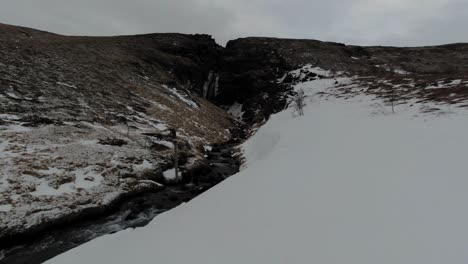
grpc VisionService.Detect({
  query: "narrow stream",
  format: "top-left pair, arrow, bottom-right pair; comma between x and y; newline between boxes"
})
0,143 -> 240,264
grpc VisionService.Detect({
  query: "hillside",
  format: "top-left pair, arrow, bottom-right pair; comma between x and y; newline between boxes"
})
0,23 -> 234,246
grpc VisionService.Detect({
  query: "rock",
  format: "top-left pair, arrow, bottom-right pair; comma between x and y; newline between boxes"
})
150,143 -> 171,151
98,137 -> 127,147
21,170 -> 41,177
49,174 -> 75,189
19,115 -> 54,127
217,39 -> 292,125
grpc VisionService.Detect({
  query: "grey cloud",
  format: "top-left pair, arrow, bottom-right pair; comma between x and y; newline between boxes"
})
1,0 -> 467,46
0,0 -> 235,42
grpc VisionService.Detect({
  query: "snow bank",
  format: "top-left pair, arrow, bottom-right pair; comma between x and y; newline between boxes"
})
162,169 -> 177,181
47,71 -> 468,264
426,79 -> 466,89
227,102 -> 244,120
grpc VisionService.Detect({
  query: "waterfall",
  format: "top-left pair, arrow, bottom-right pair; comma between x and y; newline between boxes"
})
202,71 -> 220,99
202,71 -> 213,98
214,74 -> 220,97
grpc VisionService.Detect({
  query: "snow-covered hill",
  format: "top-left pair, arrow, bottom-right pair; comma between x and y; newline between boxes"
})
46,68 -> 468,263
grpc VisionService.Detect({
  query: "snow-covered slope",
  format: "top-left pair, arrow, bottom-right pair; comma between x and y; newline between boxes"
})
47,69 -> 468,264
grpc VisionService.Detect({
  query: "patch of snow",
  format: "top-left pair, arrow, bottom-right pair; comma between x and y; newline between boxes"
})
56,82 -> 77,89
152,101 -> 171,111
6,92 -> 20,99
37,167 -> 65,175
293,75 -> 352,96
162,169 -> 177,181
394,69 -> 409,75
133,160 -> 154,172
0,140 -> 9,155
203,145 -> 213,152
277,74 -> 287,83
138,180 -> 163,187
10,194 -> 21,201
151,122 -> 168,131
31,179 -> 74,196
30,166 -> 105,196
290,64 -> 332,79
0,204 -> 12,212
0,114 -> 19,120
4,125 -> 31,132
163,85 -> 199,108
450,79 -> 463,85
152,139 -> 174,149
79,139 -> 99,145
74,166 -> 104,188
427,79 -> 464,89
227,102 -> 244,119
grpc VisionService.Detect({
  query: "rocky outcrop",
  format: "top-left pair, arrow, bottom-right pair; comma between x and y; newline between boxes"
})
215,38 -> 293,125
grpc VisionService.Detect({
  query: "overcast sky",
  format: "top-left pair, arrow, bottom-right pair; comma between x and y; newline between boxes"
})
1,0 -> 467,46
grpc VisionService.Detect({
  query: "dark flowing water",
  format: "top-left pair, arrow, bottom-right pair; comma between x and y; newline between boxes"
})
0,144 -> 240,264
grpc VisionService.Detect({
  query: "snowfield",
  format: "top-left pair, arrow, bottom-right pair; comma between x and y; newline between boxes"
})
47,69 -> 468,264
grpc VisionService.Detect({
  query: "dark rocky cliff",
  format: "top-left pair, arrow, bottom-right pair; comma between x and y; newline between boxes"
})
214,38 -> 292,125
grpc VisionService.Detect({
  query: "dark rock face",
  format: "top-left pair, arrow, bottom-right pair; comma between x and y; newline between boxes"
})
216,38 -> 293,125
139,33 -> 223,94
